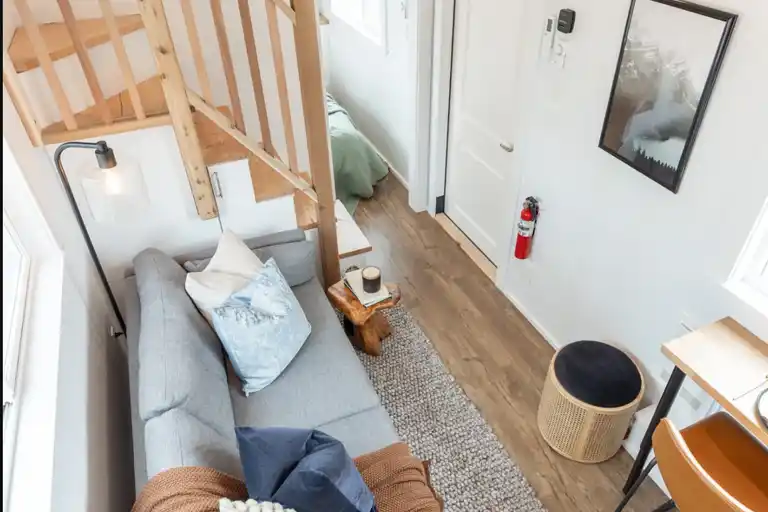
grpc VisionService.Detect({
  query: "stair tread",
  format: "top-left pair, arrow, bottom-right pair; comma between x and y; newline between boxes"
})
249,156 -> 317,229
9,14 -> 145,73
194,110 -> 251,166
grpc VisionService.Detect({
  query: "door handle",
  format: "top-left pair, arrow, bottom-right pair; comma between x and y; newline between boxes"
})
500,142 -> 515,153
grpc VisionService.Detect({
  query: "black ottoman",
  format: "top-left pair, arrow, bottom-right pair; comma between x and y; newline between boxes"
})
537,340 -> 644,463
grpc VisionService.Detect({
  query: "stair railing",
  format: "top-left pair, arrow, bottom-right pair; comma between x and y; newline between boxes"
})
4,0 -> 166,145
139,0 -> 341,284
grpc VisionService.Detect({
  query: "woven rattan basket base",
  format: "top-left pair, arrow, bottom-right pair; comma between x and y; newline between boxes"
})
537,352 -> 642,463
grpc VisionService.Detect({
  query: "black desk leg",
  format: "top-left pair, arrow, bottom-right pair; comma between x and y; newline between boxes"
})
622,366 -> 685,494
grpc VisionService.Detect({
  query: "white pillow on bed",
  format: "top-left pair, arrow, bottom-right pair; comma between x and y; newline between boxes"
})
185,230 -> 264,321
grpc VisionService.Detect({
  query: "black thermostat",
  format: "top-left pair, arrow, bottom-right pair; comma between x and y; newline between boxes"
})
558,8 -> 576,34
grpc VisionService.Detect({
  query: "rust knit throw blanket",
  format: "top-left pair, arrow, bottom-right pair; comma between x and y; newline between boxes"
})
132,467 -> 248,512
132,443 -> 440,512
354,443 -> 443,512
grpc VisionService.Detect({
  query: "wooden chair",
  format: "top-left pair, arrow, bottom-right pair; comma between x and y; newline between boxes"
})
616,412 -> 768,511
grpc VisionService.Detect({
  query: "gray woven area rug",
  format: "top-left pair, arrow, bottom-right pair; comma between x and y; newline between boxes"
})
354,305 -> 546,511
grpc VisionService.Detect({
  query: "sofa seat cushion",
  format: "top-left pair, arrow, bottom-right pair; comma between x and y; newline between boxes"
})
144,408 -> 243,481
230,278 -> 381,430
315,406 -> 400,458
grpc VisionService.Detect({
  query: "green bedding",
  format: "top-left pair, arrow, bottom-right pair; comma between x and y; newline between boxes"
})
327,94 -> 389,213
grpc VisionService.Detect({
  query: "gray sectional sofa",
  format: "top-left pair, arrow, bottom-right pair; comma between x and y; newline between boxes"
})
124,229 -> 398,493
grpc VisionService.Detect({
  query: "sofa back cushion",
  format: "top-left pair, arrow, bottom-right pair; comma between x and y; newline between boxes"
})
133,248 -> 233,425
181,231 -> 316,288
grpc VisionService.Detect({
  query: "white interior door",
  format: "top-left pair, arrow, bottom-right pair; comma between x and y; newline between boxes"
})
444,0 -> 525,265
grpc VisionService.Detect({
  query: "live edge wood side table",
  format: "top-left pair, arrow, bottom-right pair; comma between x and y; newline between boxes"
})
327,281 -> 401,356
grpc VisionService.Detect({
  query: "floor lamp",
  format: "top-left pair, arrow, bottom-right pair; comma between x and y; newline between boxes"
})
53,140 -> 126,334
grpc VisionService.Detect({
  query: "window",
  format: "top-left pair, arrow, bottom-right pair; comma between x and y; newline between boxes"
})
331,0 -> 386,46
727,200 -> 768,316
2,215 -> 29,426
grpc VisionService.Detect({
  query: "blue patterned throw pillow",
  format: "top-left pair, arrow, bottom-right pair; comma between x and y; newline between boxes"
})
211,258 -> 311,395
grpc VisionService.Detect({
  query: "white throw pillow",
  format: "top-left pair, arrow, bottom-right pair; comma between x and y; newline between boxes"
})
220,498 -> 296,512
185,230 -> 264,321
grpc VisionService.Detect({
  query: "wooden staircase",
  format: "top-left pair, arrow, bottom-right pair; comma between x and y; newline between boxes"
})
5,14 -> 318,228
4,0 -> 348,284
8,14 -> 144,73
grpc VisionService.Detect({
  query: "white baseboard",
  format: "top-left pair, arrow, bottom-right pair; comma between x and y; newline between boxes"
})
502,289 -> 562,351
356,132 -> 409,190
388,166 -> 409,190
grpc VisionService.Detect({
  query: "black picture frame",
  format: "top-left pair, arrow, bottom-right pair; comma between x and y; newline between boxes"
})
598,0 -> 737,193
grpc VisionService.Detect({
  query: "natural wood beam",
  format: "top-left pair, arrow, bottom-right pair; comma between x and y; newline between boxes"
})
272,0 -> 297,24
266,0 -> 299,173
181,0 -> 214,104
293,0 -> 341,285
139,0 -> 218,220
210,0 -> 245,132
238,0 -> 274,155
14,0 -> 78,130
188,90 -> 318,203
57,0 -> 112,125
99,0 -> 146,119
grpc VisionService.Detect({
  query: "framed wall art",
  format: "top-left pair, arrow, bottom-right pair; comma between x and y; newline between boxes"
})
599,0 -> 737,193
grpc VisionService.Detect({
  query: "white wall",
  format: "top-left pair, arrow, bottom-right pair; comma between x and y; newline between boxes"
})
3,91 -> 135,511
323,0 -> 413,181
498,0 -> 768,418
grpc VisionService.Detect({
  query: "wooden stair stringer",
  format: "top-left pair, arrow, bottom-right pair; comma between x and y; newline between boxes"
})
8,14 -> 146,73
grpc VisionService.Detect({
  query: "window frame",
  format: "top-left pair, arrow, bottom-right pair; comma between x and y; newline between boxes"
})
3,211 -> 31,425
330,0 -> 388,50
2,135 -> 66,512
726,200 -> 768,317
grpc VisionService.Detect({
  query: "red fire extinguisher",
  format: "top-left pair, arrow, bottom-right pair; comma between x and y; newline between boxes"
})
514,197 -> 539,260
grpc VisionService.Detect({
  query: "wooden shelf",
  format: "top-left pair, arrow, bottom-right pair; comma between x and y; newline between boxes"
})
8,14 -> 145,73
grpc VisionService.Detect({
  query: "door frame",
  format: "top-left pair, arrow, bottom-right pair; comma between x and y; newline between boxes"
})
407,0 -> 453,215
410,0 -> 528,287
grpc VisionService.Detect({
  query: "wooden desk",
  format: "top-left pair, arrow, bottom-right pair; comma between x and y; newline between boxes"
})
623,317 -> 768,493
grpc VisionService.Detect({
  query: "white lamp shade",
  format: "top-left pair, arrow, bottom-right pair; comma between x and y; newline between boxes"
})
81,161 -> 149,223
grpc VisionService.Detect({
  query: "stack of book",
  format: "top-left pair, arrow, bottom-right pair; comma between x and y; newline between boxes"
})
343,269 -> 391,307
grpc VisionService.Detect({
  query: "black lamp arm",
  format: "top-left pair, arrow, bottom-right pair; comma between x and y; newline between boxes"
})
53,141 -> 126,335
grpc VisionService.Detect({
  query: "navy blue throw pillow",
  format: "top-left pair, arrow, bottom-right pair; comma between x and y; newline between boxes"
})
236,427 -> 375,512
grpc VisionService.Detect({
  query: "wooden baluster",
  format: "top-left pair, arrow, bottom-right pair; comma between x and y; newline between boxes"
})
138,0 -> 217,220
3,53 -> 44,146
99,0 -> 146,119
266,0 -> 299,173
57,0 -> 112,125
293,0 -> 340,285
210,0 -> 245,132
14,0 -> 78,130
181,0 -> 214,105
272,0 -> 297,24
238,0 -> 274,155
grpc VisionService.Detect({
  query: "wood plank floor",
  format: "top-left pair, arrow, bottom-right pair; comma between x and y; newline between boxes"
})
354,177 -> 667,512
